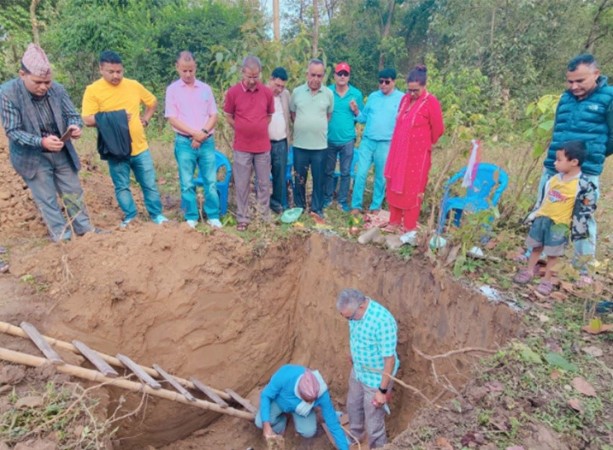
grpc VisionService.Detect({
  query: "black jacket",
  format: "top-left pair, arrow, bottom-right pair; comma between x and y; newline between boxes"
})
95,110 -> 131,161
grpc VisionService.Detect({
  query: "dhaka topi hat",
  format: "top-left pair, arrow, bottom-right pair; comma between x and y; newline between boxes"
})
22,44 -> 51,77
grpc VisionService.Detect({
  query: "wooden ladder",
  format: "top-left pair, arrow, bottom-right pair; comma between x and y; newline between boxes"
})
0,321 -> 257,420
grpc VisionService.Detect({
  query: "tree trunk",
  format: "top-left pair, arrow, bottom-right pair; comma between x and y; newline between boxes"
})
312,0 -> 319,58
378,0 -> 396,69
30,0 -> 41,44
273,0 -> 280,41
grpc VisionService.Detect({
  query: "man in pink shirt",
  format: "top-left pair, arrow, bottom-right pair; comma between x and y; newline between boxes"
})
223,55 -> 274,231
165,51 -> 221,228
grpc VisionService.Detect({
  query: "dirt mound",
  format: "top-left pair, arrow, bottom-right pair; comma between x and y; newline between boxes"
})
4,225 -> 521,449
0,131 -> 45,239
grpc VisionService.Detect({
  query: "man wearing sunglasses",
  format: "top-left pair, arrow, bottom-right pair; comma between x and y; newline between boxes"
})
324,62 -> 364,212
336,288 -> 399,448
350,68 -> 403,215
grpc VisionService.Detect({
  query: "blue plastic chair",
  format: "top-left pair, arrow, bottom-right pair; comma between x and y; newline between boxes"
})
193,150 -> 232,216
438,163 -> 509,231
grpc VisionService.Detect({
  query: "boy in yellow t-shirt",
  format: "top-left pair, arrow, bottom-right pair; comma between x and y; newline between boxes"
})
514,141 -> 587,295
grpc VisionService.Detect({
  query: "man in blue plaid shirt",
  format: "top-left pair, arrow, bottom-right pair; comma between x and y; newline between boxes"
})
337,288 -> 399,448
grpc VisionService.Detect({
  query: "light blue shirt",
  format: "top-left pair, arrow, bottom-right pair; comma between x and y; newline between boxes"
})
349,299 -> 399,388
356,89 -> 404,141
327,83 -> 364,144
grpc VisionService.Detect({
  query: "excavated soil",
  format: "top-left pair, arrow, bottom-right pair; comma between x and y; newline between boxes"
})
1,226 -> 521,449
0,131 -> 521,449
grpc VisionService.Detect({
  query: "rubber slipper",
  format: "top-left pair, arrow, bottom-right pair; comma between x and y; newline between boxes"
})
513,268 -> 534,284
237,223 -> 248,232
536,280 -> 554,296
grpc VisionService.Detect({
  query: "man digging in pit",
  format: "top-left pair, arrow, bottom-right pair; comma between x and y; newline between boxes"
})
337,288 -> 399,448
255,364 -> 349,450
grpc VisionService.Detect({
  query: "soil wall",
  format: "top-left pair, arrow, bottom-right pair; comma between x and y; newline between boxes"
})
6,227 -> 521,448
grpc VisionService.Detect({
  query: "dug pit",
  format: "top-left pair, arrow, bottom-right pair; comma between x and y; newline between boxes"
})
5,226 -> 521,448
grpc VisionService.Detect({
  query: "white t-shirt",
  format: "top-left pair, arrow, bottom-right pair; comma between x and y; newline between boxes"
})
268,95 -> 287,141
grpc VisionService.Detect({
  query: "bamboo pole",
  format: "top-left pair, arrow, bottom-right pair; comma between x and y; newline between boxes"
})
0,347 -> 254,420
0,321 -> 231,400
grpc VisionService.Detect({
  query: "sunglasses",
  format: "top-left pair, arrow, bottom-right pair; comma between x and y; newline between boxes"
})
408,88 -> 421,93
378,79 -> 392,85
336,71 -> 349,77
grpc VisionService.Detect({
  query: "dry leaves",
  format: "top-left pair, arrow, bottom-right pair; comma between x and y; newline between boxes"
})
582,323 -> 613,335
568,398 -> 584,413
581,346 -> 603,357
435,436 -> 454,450
549,291 -> 568,302
571,377 -> 597,397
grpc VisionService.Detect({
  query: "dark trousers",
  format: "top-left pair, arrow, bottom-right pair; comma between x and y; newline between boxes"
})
324,140 -> 355,208
270,139 -> 288,213
293,147 -> 326,216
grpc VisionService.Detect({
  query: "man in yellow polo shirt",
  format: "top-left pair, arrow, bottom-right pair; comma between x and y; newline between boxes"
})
82,50 -> 168,227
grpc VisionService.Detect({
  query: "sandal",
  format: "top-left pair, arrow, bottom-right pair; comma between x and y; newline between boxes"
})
535,280 -> 554,296
380,222 -> 402,233
513,268 -> 534,284
237,223 -> 248,232
575,275 -> 593,288
309,212 -> 325,224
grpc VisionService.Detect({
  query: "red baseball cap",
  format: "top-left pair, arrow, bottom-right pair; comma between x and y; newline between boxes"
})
335,62 -> 351,74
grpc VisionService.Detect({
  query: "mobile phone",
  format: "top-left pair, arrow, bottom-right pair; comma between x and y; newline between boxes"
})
60,129 -> 72,142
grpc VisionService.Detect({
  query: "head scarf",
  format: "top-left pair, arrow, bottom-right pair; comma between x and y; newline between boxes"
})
297,370 -> 320,400
22,44 -> 51,77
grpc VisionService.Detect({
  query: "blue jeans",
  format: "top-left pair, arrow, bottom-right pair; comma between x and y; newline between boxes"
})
293,147 -> 326,215
536,168 -> 599,259
175,135 -> 220,221
23,150 -> 93,241
255,400 -> 317,438
270,139 -> 288,213
351,137 -> 390,211
324,140 -> 355,209
107,149 -> 163,221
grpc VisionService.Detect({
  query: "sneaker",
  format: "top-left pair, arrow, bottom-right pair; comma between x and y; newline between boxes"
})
186,220 -> 198,228
207,219 -> 222,228
120,218 -> 134,229
153,215 -> 169,225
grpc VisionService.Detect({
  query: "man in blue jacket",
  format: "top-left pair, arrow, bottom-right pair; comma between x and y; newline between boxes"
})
255,364 -> 348,450
540,54 -> 613,268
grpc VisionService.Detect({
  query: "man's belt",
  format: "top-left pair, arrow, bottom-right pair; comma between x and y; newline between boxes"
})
270,138 -> 287,143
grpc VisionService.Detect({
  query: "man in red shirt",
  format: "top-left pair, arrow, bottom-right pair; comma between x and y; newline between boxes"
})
224,56 -> 274,231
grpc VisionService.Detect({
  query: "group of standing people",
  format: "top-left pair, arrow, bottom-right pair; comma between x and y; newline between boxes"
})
0,43 -> 446,239
224,56 -> 445,233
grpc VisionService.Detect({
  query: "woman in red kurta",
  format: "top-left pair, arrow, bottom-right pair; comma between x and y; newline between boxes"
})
384,65 -> 444,232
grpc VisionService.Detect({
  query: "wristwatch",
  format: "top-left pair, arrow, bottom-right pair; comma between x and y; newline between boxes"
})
201,128 -> 210,135
378,387 -> 388,394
